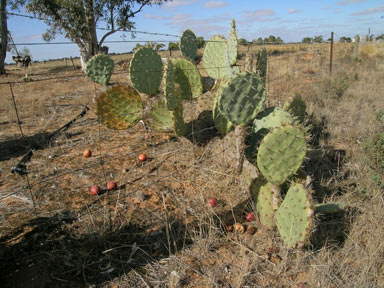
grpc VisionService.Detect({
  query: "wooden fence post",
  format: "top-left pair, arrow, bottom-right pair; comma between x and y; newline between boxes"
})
329,32 -> 334,75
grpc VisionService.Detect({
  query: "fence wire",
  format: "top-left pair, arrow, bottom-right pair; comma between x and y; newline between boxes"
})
0,45 -> 336,230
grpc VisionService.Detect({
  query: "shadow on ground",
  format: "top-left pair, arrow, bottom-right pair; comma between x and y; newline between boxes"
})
0,131 -> 82,161
0,196 -> 253,288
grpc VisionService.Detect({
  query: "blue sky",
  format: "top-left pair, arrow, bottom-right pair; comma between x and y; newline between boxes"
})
6,0 -> 384,62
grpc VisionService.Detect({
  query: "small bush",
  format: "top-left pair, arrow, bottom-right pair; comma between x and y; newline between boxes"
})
323,73 -> 349,99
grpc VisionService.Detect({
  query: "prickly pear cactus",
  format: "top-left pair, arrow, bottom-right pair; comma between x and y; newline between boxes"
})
256,48 -> 267,79
218,72 -> 266,126
251,179 -> 277,229
257,125 -> 307,186
276,183 -> 314,248
180,29 -> 198,61
85,54 -> 114,86
96,85 -> 143,130
163,60 -> 176,110
129,47 -> 163,96
148,99 -> 173,132
227,19 -> 238,66
203,35 -> 234,80
315,202 -> 347,214
172,58 -> 203,100
171,100 -> 187,136
213,93 -> 233,136
283,94 -> 306,123
253,107 -> 294,134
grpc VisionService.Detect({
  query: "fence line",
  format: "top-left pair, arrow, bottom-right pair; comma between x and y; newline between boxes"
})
0,46 -> 337,229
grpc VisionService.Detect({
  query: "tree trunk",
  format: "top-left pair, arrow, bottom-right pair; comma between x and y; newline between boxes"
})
0,0 -> 7,75
78,0 -> 98,71
79,42 -> 95,70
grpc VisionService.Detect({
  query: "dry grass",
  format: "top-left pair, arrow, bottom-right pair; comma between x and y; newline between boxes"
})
0,42 -> 383,287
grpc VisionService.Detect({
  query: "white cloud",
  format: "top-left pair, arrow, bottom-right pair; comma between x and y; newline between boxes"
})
144,14 -> 167,20
351,5 -> 384,15
243,9 -> 277,22
204,1 -> 228,9
338,0 -> 365,6
164,0 -> 200,10
164,13 -> 231,37
288,9 -> 302,14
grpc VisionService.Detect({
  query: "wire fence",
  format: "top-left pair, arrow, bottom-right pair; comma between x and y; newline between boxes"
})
0,28 -> 351,235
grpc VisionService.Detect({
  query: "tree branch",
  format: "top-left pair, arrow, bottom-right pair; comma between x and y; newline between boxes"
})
98,0 -> 152,47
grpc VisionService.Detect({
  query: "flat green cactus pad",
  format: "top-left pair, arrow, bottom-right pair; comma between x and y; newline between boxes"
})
171,100 -> 187,136
85,54 -> 114,86
180,29 -> 198,61
218,72 -> 266,126
203,35 -> 233,80
251,179 -> 276,229
96,85 -> 143,130
227,19 -> 238,66
257,125 -> 307,186
163,60 -> 176,110
148,99 -> 173,132
172,58 -> 203,100
256,48 -> 267,80
253,107 -> 294,134
276,183 -> 314,248
129,47 -> 163,95
213,92 -> 233,136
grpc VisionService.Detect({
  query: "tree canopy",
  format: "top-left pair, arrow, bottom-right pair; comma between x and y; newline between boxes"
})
25,0 -> 170,68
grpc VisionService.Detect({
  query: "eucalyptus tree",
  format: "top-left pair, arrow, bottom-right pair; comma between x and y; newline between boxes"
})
26,0 -> 170,69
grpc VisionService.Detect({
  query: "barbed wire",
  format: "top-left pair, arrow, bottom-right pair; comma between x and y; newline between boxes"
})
0,47 -> 332,228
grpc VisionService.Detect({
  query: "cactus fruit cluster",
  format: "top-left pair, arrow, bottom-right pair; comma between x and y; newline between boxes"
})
85,54 -> 114,86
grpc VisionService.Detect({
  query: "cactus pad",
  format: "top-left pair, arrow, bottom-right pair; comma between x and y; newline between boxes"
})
96,85 -> 143,130
172,58 -> 203,100
129,47 -> 163,95
163,60 -> 176,110
180,29 -> 198,61
276,183 -> 314,248
227,19 -> 238,66
218,72 -> 266,126
253,107 -> 294,134
257,125 -> 307,186
203,35 -> 233,80
85,54 -> 114,86
256,48 -> 267,79
148,99 -> 173,132
251,180 -> 277,229
171,100 -> 187,136
213,92 -> 232,136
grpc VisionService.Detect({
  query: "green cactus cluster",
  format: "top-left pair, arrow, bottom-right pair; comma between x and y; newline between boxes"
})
87,22 -> 346,249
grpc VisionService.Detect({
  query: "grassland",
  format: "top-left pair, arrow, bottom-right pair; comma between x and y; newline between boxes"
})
0,42 -> 383,287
